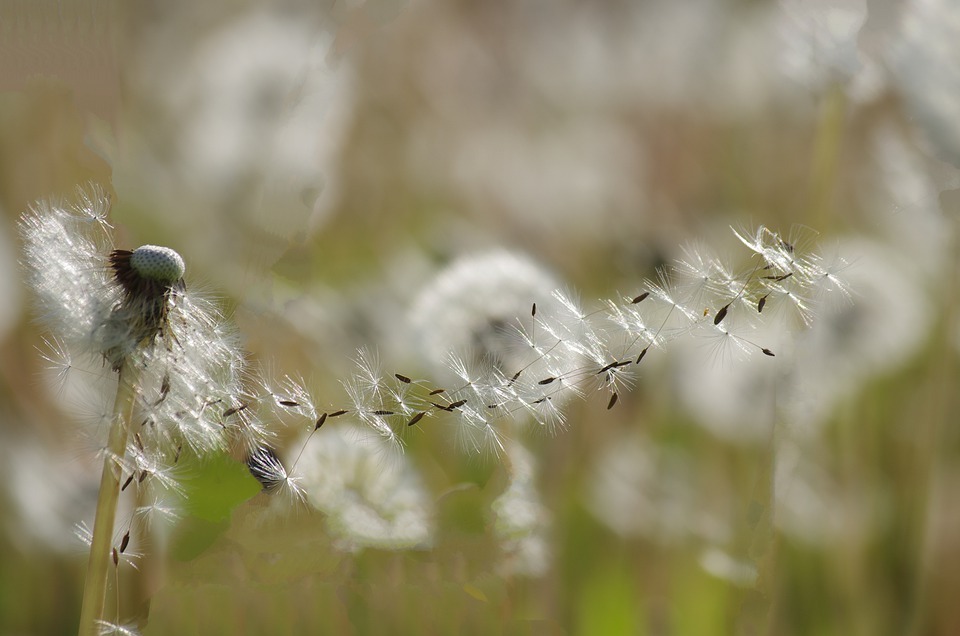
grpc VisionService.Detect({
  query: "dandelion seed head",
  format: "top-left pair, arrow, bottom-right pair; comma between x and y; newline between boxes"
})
21,184 -> 258,520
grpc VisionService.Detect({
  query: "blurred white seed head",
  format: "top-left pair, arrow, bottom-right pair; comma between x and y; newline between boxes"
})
408,250 -> 562,371
292,424 -> 433,552
492,441 -> 551,577
586,433 -> 730,544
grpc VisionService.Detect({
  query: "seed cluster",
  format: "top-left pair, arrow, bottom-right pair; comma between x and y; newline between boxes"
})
130,245 -> 186,282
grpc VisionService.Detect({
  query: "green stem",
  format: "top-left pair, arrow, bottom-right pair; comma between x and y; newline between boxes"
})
78,361 -> 139,636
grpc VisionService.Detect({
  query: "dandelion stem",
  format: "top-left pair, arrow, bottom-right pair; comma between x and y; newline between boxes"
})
78,361 -> 139,636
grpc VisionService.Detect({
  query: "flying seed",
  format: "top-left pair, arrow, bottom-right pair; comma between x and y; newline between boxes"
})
598,361 -> 619,374
636,346 -> 649,364
538,377 -> 556,385
174,443 -> 182,463
758,295 -> 768,313
714,304 -> 730,326
510,370 -> 522,383
372,410 -> 394,416
120,531 -> 130,554
407,412 -> 426,427
223,403 -> 248,417
315,413 -> 327,430
278,399 -> 299,407
121,473 -> 135,491
134,434 -> 144,451
428,388 -> 446,396
763,272 -> 793,282
631,292 -> 649,304
531,303 -> 537,317
395,373 -> 412,384
138,470 -> 149,484
113,548 -> 119,566
762,348 -> 775,357
607,393 -> 619,410
328,410 -> 348,417
448,399 -> 467,410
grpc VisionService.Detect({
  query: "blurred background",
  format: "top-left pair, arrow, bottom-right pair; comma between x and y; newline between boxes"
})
1,0 -> 959,634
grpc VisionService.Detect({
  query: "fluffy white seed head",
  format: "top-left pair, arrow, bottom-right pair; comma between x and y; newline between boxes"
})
130,245 -> 185,282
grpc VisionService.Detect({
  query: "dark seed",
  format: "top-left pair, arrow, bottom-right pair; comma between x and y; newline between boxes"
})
223,404 -> 248,417
408,412 -> 426,427
714,304 -> 729,326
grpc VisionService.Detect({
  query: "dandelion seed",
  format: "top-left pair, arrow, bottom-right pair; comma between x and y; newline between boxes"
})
246,446 -> 305,503
407,412 -> 426,427
222,403 -> 248,417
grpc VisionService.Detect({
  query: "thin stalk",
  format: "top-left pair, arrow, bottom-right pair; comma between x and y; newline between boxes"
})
78,361 -> 139,636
